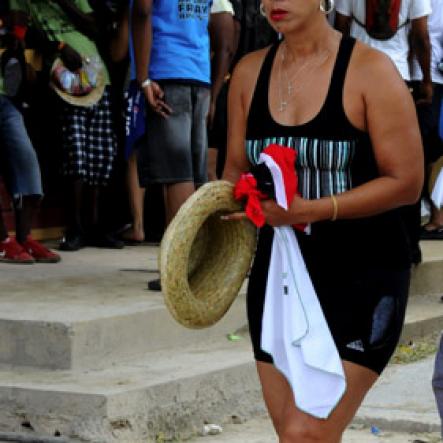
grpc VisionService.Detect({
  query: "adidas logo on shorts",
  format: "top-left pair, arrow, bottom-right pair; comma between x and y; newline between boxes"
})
346,340 -> 365,352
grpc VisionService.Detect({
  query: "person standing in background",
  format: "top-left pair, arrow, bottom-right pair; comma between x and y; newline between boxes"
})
10,0 -> 121,251
0,14 -> 60,263
412,0 -> 443,239
132,0 -> 212,291
335,0 -> 433,265
207,0 -> 237,181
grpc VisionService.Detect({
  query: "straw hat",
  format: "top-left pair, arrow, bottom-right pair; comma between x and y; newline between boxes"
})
160,180 -> 257,329
50,58 -> 105,107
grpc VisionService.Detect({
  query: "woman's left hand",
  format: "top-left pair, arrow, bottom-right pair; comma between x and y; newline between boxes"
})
262,195 -> 309,227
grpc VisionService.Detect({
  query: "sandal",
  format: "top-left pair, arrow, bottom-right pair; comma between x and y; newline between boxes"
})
420,224 -> 443,240
121,226 -> 145,245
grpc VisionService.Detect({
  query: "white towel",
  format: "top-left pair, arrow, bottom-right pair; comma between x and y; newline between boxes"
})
258,152 -> 346,419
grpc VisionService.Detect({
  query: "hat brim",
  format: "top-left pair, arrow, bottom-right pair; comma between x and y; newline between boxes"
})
50,58 -> 106,107
160,180 -> 257,329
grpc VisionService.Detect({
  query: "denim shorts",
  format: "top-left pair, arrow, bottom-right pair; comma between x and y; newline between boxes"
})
138,83 -> 210,185
0,95 -> 43,199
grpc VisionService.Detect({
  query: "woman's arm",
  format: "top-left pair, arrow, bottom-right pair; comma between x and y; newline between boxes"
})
132,0 -> 152,86
222,51 -> 265,184
110,6 -> 129,63
262,46 -> 424,227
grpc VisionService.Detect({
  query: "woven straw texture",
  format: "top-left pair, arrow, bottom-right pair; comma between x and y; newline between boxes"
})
160,180 -> 257,329
50,58 -> 106,108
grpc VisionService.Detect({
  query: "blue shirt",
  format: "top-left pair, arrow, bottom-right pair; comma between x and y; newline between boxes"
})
149,0 -> 211,84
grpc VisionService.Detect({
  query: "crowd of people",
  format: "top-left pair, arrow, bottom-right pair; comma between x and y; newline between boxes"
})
0,0 -> 276,271
0,0 -> 441,278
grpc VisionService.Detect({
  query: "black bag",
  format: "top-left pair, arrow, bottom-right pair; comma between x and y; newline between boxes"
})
353,0 -> 408,41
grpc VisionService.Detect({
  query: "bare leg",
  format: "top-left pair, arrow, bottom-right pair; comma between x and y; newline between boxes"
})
164,182 -> 195,225
14,195 -> 40,243
123,152 -> 146,241
207,147 -> 218,181
425,204 -> 443,229
257,360 -> 378,443
86,185 -> 100,230
67,179 -> 84,234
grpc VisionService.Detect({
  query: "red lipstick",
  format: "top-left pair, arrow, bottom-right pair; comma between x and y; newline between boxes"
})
270,9 -> 288,21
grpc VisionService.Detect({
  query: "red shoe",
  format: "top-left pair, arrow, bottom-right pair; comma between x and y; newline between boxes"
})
0,237 -> 35,264
21,236 -> 61,263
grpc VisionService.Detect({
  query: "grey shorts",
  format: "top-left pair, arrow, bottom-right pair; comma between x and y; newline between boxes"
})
138,83 -> 210,186
0,95 -> 43,199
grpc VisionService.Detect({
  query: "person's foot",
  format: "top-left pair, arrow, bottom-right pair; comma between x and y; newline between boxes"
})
0,237 -> 35,264
87,232 -> 125,249
147,278 -> 161,291
121,226 -> 145,245
59,230 -> 86,251
420,223 -> 443,240
21,236 -> 61,263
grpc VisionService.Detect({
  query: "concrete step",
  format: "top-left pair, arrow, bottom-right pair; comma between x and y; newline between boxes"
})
356,356 -> 440,434
410,241 -> 443,297
1,242 -> 443,371
0,337 -> 264,443
0,246 -> 247,371
0,320 -> 439,443
401,293 -> 443,343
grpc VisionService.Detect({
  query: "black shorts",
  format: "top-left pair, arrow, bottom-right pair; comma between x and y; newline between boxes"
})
247,226 -> 410,375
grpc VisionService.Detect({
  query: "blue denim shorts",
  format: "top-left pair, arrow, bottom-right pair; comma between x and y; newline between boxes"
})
0,95 -> 43,199
138,83 -> 210,185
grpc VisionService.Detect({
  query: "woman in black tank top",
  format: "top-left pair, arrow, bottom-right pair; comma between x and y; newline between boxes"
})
222,1 -> 423,441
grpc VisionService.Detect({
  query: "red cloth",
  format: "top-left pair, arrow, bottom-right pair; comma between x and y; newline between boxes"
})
234,173 -> 268,227
234,144 -> 305,231
12,25 -> 27,41
261,144 -> 298,207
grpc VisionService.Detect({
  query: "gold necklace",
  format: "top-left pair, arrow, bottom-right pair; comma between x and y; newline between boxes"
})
278,43 -> 331,113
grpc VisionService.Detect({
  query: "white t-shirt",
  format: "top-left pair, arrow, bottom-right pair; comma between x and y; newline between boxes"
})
335,0 -> 432,80
211,0 -> 234,14
412,0 -> 443,84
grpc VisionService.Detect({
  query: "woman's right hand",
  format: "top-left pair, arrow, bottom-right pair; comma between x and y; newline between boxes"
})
143,81 -> 172,118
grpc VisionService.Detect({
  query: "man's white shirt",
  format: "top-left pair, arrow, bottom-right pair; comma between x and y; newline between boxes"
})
412,0 -> 443,84
335,0 -> 433,81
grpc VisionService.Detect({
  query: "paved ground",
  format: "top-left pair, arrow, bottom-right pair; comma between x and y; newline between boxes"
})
191,416 -> 442,442
0,241 -> 442,442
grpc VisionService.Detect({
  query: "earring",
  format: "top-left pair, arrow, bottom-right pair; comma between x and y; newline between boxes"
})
260,2 -> 266,17
320,0 -> 334,14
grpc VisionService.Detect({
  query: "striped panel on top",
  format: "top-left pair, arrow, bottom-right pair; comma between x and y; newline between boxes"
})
245,137 -> 356,200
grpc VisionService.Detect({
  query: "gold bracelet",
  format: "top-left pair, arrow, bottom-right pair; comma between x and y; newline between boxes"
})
330,194 -> 338,222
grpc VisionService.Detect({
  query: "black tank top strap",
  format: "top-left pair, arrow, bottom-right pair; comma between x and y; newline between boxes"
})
320,37 -> 357,133
246,42 -> 281,134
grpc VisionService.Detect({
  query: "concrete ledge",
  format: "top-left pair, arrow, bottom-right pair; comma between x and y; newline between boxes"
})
401,294 -> 443,342
410,260 -> 443,297
0,340 -> 264,443
0,246 -> 247,370
355,357 -> 440,434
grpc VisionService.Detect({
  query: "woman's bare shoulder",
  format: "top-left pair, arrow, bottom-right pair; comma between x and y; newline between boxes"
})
350,40 -> 407,94
232,46 -> 272,84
